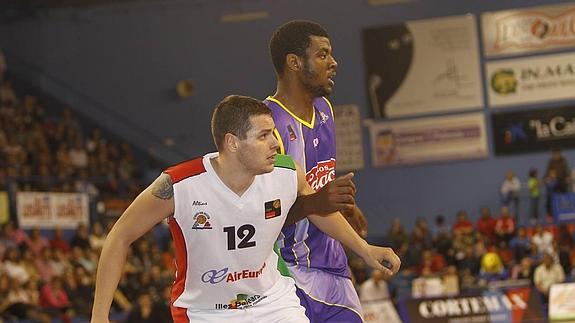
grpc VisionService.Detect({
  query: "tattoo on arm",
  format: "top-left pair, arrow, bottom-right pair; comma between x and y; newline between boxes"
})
151,173 -> 174,200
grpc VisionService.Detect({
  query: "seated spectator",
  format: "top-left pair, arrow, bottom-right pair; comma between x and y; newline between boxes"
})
509,227 -> 531,262
124,292 -> 170,323
387,217 -> 408,251
511,256 -> 534,282
39,277 -> 70,322
531,224 -> 554,256
453,210 -> 474,236
479,251 -> 506,283
26,228 -> 49,257
432,214 -> 451,255
442,265 -> 459,296
50,227 -> 71,254
495,206 -> 516,247
3,248 -> 30,284
89,222 -> 106,251
69,223 -> 90,250
477,207 -> 496,245
534,252 -> 565,302
360,269 -> 390,302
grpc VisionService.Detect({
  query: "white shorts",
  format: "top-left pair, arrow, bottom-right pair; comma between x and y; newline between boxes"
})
181,276 -> 309,323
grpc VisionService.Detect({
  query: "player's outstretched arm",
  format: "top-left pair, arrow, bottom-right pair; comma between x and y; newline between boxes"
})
293,165 -> 400,276
284,164 -> 356,227
91,173 -> 175,323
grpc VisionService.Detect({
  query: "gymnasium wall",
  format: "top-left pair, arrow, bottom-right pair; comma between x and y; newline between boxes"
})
1,0 -> 574,237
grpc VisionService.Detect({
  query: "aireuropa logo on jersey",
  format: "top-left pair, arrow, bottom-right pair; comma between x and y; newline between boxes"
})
201,262 -> 266,284
215,294 -> 267,310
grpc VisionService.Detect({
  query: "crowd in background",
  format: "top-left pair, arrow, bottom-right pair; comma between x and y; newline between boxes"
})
2,51 -> 575,322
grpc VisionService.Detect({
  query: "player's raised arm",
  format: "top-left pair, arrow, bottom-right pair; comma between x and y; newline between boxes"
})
284,163 -> 356,226
91,173 -> 175,323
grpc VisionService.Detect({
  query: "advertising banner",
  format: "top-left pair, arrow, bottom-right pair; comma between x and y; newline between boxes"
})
549,282 -> 575,321
401,287 -> 544,323
366,113 -> 488,167
363,14 -> 483,118
491,106 -> 575,155
486,52 -> 575,108
482,3 -> 575,57
16,192 -> 89,228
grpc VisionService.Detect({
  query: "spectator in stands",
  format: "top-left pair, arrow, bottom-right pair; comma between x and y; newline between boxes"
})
124,292 -> 170,323
495,206 -> 516,247
419,249 -> 446,275
387,217 -> 408,251
477,207 -> 496,245
27,228 -> 49,256
528,168 -> 541,223
501,170 -> 521,217
3,248 -> 30,284
69,247 -> 95,274
70,223 -> 90,250
34,248 -> 55,284
453,210 -> 473,234
479,251 -> 506,283
50,227 -> 71,254
48,249 -> 70,278
546,148 -> 571,193
456,245 -> 480,275
545,169 -> 559,216
511,256 -> 534,282
412,217 -> 432,250
442,265 -> 459,296
1,278 -> 51,323
89,222 -> 106,251
534,252 -> 565,302
509,227 -> 531,262
556,225 -> 574,275
69,136 -> 88,170
39,276 -> 70,321
359,269 -> 390,302
432,214 -> 451,256
531,224 -> 554,257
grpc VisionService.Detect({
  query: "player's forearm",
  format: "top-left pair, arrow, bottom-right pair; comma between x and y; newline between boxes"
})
284,194 -> 317,227
91,233 -> 131,321
308,212 -> 369,258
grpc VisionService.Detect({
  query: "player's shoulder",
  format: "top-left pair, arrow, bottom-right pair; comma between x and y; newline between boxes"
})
164,156 -> 206,184
274,154 -> 295,171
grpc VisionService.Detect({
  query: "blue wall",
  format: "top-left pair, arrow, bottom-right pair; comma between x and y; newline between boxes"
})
1,0 -> 574,237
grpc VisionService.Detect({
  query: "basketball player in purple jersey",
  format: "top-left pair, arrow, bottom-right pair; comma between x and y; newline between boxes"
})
266,21 -> 400,322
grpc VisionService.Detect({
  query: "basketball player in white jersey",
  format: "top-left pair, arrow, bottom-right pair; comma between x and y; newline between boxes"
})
91,95 -> 400,323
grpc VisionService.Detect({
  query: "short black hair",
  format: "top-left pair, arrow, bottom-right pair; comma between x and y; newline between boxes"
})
211,95 -> 272,150
269,20 -> 329,75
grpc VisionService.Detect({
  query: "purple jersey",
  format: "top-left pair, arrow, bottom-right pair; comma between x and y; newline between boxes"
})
264,96 -> 350,278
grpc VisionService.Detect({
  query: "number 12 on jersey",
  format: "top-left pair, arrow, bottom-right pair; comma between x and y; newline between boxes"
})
223,224 -> 256,250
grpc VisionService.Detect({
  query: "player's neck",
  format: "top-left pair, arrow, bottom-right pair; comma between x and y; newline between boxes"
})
210,155 -> 255,197
273,82 -> 315,123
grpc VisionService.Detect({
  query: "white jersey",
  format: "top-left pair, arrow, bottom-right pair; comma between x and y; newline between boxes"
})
164,152 -> 298,312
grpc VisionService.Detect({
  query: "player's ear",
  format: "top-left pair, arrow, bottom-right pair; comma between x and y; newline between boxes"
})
224,133 -> 240,153
286,54 -> 301,72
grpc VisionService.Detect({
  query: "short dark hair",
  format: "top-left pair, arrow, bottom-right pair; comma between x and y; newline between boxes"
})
269,20 -> 329,75
211,95 -> 272,150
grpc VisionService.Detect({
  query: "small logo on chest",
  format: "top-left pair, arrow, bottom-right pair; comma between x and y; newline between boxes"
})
264,199 -> 281,219
192,212 -> 212,230
193,200 -> 207,206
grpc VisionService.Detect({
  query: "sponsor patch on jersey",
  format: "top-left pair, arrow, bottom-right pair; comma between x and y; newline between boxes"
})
306,159 -> 336,191
201,262 -> 266,285
192,211 -> 212,230
287,124 -> 297,141
264,199 -> 281,219
215,294 -> 267,310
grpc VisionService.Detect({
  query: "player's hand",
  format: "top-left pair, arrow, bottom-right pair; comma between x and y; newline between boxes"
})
314,172 -> 356,214
341,206 -> 368,238
360,245 -> 401,277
